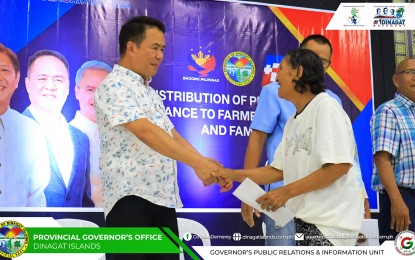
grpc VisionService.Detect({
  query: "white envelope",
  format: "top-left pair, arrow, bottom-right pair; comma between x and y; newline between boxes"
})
233,178 -> 295,227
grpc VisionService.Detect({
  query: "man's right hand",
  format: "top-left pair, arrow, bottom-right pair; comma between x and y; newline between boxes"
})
391,198 -> 411,232
241,202 -> 261,228
192,157 -> 218,186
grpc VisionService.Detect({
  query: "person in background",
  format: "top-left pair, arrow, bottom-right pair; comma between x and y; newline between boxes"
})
0,43 -> 50,207
23,49 -> 94,207
70,60 -> 112,208
371,57 -> 415,242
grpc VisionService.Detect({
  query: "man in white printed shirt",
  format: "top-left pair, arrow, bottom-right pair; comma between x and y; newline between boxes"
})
94,16 -> 230,260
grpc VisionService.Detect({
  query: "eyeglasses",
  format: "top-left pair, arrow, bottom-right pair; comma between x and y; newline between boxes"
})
397,69 -> 415,76
321,58 -> 331,68
304,49 -> 331,68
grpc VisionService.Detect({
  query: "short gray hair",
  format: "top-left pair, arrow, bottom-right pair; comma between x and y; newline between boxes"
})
75,60 -> 112,86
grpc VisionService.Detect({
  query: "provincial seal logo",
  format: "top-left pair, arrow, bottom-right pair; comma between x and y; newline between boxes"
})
223,51 -> 255,86
0,220 -> 29,258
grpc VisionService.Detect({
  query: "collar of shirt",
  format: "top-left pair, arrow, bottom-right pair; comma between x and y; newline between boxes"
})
0,107 -> 11,130
72,111 -> 98,133
395,91 -> 415,109
29,106 -> 74,187
114,64 -> 152,87
28,105 -> 68,130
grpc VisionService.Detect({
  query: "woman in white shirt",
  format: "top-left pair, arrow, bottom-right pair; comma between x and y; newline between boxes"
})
215,49 -> 364,246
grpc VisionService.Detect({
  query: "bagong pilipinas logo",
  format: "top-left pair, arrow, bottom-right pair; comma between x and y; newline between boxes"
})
0,220 -> 29,258
188,49 -> 216,77
347,7 -> 361,25
223,51 -> 255,86
395,230 -> 415,256
373,6 -> 405,27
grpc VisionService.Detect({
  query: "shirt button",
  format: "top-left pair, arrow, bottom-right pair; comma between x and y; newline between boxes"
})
0,190 -> 2,195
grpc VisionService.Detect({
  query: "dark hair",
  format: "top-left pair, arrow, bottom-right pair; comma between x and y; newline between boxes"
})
119,16 -> 165,56
286,49 -> 325,95
300,34 -> 333,55
0,43 -> 20,75
28,49 -> 69,77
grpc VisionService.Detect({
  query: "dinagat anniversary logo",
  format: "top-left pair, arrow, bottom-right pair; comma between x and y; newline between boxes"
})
223,51 -> 255,86
0,220 -> 29,258
373,6 -> 405,27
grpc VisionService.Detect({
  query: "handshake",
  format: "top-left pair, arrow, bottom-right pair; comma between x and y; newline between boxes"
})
192,157 -> 235,192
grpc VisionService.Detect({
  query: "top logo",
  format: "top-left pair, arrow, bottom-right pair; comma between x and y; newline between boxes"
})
326,3 -> 414,30
374,7 -> 404,18
373,6 -> 405,27
348,7 -> 361,25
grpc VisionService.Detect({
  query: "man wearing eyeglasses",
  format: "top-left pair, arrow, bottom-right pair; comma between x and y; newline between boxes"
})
70,60 -> 112,208
371,58 -> 415,241
23,50 -> 94,208
242,34 -> 348,246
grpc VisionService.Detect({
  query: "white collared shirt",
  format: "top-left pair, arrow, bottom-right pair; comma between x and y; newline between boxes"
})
0,107 -> 50,207
29,106 -> 74,187
70,111 -> 102,207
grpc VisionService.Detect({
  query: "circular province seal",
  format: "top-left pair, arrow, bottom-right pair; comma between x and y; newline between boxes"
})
223,51 -> 255,86
0,220 -> 29,258
395,230 -> 415,256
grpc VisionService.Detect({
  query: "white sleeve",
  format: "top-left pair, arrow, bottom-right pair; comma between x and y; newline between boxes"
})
315,100 -> 354,166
